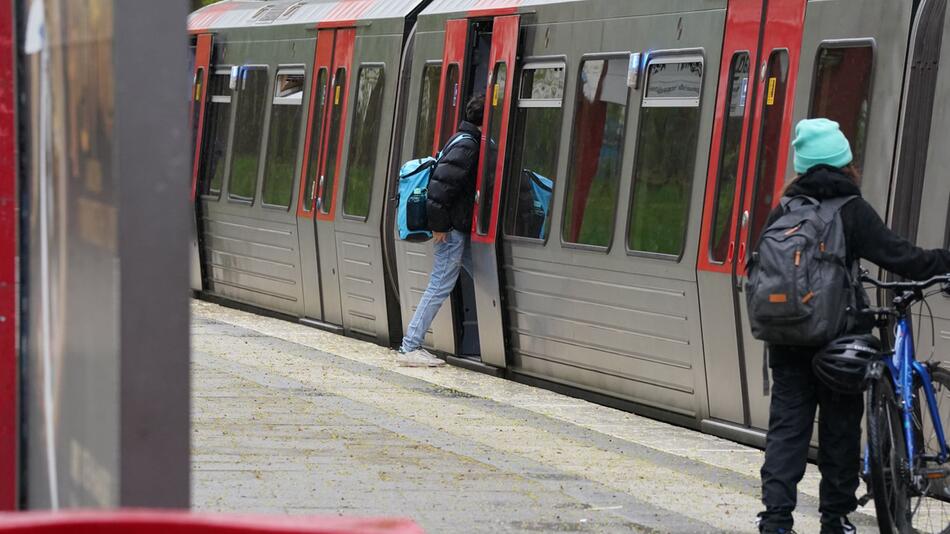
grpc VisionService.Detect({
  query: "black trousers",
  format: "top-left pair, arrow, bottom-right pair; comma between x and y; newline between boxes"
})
759,356 -> 864,530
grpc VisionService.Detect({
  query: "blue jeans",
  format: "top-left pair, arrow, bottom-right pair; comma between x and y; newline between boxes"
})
401,230 -> 472,352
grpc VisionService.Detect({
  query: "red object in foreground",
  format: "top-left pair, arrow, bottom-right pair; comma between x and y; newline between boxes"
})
0,512 -> 426,534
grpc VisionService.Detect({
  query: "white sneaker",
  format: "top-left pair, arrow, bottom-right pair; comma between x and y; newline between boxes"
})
396,348 -> 445,367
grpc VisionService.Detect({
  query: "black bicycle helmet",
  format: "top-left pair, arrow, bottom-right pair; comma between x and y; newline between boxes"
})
813,335 -> 882,394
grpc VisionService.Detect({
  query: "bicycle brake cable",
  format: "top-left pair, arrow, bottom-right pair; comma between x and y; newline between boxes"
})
919,290 -> 940,361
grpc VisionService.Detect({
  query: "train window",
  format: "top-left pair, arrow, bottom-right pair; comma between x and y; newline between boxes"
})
476,63 -> 508,235
710,53 -> 750,262
228,67 -> 269,202
192,67 -> 204,167
343,65 -> 385,219
319,67 -> 347,214
199,71 -> 233,196
439,64 -> 461,147
810,43 -> 874,171
748,50 -> 790,249
628,58 -> 704,257
505,64 -> 565,240
262,70 -> 305,208
561,57 -> 629,248
413,63 -> 442,158
302,68 -> 329,212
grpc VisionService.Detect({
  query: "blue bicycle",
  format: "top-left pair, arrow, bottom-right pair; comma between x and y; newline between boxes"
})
863,274 -> 950,533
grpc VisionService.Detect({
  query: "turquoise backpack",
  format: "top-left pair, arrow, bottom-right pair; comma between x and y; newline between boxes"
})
397,134 -> 475,242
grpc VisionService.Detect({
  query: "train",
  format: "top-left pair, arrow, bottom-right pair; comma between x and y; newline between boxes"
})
187,0 -> 950,448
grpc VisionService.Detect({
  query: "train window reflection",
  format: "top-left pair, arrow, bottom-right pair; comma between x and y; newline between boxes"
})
262,70 -> 305,208
748,50 -> 790,250
562,57 -> 629,248
628,58 -> 704,257
644,60 -> 703,104
477,63 -> 507,235
506,64 -> 565,240
343,66 -> 385,219
200,71 -> 233,197
710,53 -> 750,262
303,68 -> 329,212
228,67 -> 269,201
439,64 -> 461,147
810,43 -> 874,172
413,63 -> 442,158
319,67 -> 347,214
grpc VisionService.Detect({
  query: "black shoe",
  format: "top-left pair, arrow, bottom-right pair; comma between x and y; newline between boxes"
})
757,516 -> 797,534
820,516 -> 856,534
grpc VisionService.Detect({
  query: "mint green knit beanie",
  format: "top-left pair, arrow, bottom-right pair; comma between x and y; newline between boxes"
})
792,118 -> 853,174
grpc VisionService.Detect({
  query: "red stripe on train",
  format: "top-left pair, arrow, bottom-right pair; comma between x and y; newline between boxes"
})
0,0 -> 17,511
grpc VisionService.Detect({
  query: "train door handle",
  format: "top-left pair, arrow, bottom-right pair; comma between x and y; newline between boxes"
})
315,175 -> 326,211
741,210 -> 750,228
738,242 -> 747,264
474,190 -> 480,204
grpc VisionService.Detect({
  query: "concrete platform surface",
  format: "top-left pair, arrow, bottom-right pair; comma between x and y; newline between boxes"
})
191,300 -> 882,533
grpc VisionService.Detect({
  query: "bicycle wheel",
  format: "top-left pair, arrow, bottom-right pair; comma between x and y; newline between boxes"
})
912,364 -> 950,533
868,375 -> 913,533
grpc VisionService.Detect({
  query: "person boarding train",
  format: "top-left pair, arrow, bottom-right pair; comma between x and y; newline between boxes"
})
396,96 -> 485,367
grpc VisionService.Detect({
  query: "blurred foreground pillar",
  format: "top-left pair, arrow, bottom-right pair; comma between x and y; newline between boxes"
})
18,0 -> 190,509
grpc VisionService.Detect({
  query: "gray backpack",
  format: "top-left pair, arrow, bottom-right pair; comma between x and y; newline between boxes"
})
745,195 -> 858,347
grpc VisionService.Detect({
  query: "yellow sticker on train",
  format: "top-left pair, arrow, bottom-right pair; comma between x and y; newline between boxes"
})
493,83 -> 500,106
335,85 -> 341,105
767,77 -> 777,106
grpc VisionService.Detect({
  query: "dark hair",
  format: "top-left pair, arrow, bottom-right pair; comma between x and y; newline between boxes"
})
465,95 -> 485,125
783,163 -> 862,195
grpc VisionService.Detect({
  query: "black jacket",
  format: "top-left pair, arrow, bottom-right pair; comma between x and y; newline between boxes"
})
426,121 -> 481,233
767,165 -> 950,364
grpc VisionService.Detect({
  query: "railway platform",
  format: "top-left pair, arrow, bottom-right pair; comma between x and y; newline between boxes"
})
191,301 -> 877,534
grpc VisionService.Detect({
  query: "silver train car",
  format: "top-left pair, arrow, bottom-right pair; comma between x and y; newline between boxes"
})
188,0 -> 950,447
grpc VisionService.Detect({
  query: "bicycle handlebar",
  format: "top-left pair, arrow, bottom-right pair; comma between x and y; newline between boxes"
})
860,273 -> 950,311
861,273 -> 950,292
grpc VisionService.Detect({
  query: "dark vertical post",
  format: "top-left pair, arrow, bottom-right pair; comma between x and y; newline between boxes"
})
114,0 -> 190,508
0,0 -> 16,511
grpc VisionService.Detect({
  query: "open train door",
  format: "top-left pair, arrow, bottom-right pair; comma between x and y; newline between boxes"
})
394,19 -> 470,356
190,33 -> 213,291
470,15 -> 520,369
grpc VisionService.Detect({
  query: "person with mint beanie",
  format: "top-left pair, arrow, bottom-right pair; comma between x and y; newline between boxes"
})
756,118 -> 950,534
791,118 -> 853,173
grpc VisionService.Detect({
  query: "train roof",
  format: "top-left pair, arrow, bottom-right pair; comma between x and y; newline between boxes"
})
419,0 -> 725,17
188,0 -> 427,32
419,0 -> 574,15
190,0 -> 725,33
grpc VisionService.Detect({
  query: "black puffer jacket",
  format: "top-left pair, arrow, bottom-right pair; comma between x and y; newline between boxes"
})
426,121 -> 481,233
767,165 -> 950,365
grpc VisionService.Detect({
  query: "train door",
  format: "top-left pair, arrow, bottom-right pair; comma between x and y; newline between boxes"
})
394,19 -> 476,357
296,29 -> 332,325
889,0 -> 949,362
190,33 -> 213,292
328,29 -> 400,344
295,28 -> 352,329
699,0 -> 807,435
698,0 -> 765,434
469,15 -> 520,369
